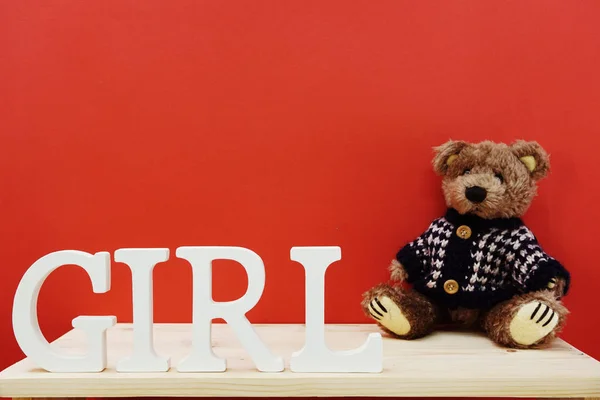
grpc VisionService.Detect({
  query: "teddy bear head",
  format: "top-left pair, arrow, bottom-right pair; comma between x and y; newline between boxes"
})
432,140 -> 550,219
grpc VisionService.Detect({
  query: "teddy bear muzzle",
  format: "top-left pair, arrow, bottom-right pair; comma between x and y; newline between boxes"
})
465,186 -> 487,203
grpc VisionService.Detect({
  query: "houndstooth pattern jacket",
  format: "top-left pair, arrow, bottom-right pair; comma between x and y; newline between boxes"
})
396,208 -> 570,309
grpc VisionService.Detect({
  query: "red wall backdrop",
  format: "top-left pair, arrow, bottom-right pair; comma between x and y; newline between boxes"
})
1,0 -> 600,376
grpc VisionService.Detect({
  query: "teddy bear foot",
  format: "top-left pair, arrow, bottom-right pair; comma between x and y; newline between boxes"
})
362,283 -> 438,339
509,301 -> 559,346
367,296 -> 411,336
483,291 -> 567,349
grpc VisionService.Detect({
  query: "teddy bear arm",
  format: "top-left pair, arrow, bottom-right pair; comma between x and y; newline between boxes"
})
503,231 -> 570,298
548,277 -> 568,299
520,256 -> 570,298
392,220 -> 444,283
394,241 -> 428,283
388,259 -> 412,281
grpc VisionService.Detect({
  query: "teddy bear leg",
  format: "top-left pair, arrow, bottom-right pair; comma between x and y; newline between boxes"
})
482,290 -> 568,349
361,283 -> 438,339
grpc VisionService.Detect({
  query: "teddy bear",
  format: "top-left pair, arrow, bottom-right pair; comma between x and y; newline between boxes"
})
362,140 -> 570,349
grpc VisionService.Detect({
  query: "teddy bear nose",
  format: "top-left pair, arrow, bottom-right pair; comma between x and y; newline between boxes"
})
465,186 -> 487,203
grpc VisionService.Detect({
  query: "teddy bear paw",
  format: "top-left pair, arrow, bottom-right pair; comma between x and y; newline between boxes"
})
367,296 -> 411,336
509,300 -> 559,346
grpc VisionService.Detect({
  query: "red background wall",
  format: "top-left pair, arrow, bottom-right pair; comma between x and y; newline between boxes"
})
1,0 -> 600,376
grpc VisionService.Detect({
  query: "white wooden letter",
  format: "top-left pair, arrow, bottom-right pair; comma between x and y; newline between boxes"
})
12,250 -> 116,372
115,248 -> 170,372
289,246 -> 383,372
176,246 -> 284,372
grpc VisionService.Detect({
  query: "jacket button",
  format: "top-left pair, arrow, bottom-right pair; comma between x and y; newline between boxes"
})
456,225 -> 472,239
444,279 -> 459,294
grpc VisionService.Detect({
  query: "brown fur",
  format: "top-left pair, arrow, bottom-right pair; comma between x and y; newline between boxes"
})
551,278 -> 568,299
388,259 -> 408,281
361,283 -> 438,339
432,140 -> 549,219
363,140 -> 568,349
482,291 -> 568,349
444,308 -> 480,328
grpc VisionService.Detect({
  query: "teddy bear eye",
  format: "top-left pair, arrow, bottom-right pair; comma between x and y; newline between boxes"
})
463,169 -> 471,175
495,173 -> 504,183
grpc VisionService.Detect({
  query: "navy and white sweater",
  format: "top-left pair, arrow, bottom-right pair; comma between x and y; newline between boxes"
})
396,208 -> 570,309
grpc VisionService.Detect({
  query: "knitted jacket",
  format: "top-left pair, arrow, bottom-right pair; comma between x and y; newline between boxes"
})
396,208 -> 570,309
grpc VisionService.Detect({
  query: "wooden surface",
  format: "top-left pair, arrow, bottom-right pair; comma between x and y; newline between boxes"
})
1,323 -> 600,398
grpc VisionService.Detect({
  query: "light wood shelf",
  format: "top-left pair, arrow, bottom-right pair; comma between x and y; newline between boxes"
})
1,323 -> 599,398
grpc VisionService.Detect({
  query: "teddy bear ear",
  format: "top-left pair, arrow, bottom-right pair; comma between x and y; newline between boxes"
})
432,140 -> 469,175
510,140 -> 550,180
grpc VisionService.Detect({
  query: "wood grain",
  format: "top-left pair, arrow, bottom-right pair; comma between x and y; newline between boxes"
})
1,323 -> 599,398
